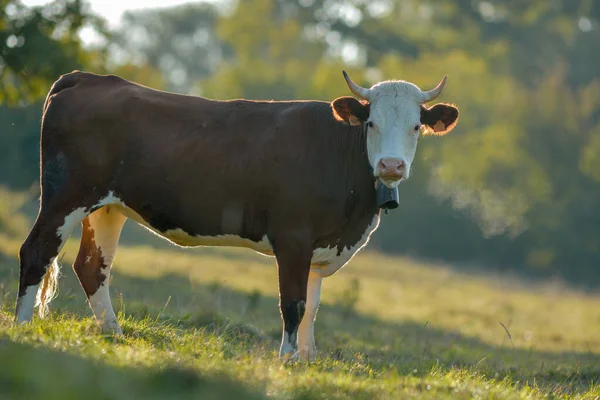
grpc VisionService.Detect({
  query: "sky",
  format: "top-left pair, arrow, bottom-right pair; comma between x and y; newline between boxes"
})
21,0 -> 221,44
22,0 -> 212,25
21,0 -> 218,43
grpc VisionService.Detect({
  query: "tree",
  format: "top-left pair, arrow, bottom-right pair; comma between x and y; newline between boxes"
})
110,3 -> 228,94
0,0 -> 107,105
4,0 -> 600,283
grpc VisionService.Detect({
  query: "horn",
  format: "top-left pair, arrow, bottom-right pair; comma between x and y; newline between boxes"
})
421,75 -> 447,103
342,70 -> 370,100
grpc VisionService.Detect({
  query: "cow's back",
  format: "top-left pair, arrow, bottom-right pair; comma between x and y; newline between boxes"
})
42,72 -> 360,195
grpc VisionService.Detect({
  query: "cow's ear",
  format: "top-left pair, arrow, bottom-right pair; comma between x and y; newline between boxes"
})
331,96 -> 370,126
420,103 -> 459,135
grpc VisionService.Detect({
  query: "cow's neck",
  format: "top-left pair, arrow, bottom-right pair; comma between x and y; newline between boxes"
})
321,124 -> 381,246
343,124 -> 378,204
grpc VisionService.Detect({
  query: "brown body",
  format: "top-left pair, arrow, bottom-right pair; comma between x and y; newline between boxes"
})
16,71 -> 380,358
16,70 -> 459,361
42,71 -> 378,248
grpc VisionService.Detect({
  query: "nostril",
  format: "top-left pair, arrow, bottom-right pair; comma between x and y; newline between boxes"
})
377,159 -> 407,179
379,160 -> 394,174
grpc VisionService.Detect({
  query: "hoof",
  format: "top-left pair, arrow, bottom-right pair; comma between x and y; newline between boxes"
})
279,349 -> 299,363
100,320 -> 123,336
298,345 -> 317,362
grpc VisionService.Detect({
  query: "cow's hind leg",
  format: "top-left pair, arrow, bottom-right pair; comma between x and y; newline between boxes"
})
72,206 -> 126,334
15,206 -> 88,323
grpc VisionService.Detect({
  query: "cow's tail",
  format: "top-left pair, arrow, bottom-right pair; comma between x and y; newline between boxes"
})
42,70 -> 84,115
35,257 -> 60,318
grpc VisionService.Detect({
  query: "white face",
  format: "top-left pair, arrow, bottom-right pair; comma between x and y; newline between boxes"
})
332,71 -> 457,188
365,82 -> 425,188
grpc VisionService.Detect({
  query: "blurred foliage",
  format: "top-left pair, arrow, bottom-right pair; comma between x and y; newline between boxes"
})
0,0 -> 107,104
0,185 -> 29,235
2,0 -> 600,284
110,3 -> 228,94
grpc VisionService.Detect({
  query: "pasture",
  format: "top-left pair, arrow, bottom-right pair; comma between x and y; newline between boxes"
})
0,193 -> 599,399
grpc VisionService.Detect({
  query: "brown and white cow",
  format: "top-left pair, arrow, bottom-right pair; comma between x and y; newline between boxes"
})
15,70 -> 459,360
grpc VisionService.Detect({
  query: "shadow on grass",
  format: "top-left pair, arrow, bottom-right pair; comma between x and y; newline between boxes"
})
0,339 -> 267,400
30,269 -> 600,391
1,240 -> 598,396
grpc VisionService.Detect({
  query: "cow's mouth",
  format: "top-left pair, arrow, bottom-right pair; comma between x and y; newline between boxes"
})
379,177 -> 403,188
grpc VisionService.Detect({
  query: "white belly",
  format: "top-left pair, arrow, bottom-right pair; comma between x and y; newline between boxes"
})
113,203 -> 276,255
162,228 -> 275,255
102,192 -> 380,270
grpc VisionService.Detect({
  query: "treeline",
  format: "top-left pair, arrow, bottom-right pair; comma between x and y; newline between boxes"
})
2,0 -> 600,284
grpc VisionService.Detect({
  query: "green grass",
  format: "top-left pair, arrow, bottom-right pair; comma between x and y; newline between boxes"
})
1,215 -> 600,399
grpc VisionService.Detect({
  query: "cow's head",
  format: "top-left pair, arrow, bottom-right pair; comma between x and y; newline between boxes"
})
331,71 -> 459,188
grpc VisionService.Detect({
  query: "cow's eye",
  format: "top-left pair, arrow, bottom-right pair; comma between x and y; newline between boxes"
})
367,121 -> 374,128
414,124 -> 421,131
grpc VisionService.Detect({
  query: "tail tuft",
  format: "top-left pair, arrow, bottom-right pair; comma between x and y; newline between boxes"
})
35,257 -> 61,318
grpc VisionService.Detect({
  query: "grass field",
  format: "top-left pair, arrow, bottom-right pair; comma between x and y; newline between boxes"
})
1,196 -> 599,399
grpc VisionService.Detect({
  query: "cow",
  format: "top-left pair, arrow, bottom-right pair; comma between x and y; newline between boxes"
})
14,70 -> 459,361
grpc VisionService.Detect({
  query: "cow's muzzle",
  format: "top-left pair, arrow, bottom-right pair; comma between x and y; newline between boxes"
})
376,158 -> 406,187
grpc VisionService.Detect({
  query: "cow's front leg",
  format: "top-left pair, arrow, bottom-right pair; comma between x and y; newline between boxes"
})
273,233 -> 312,361
297,270 -> 322,361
